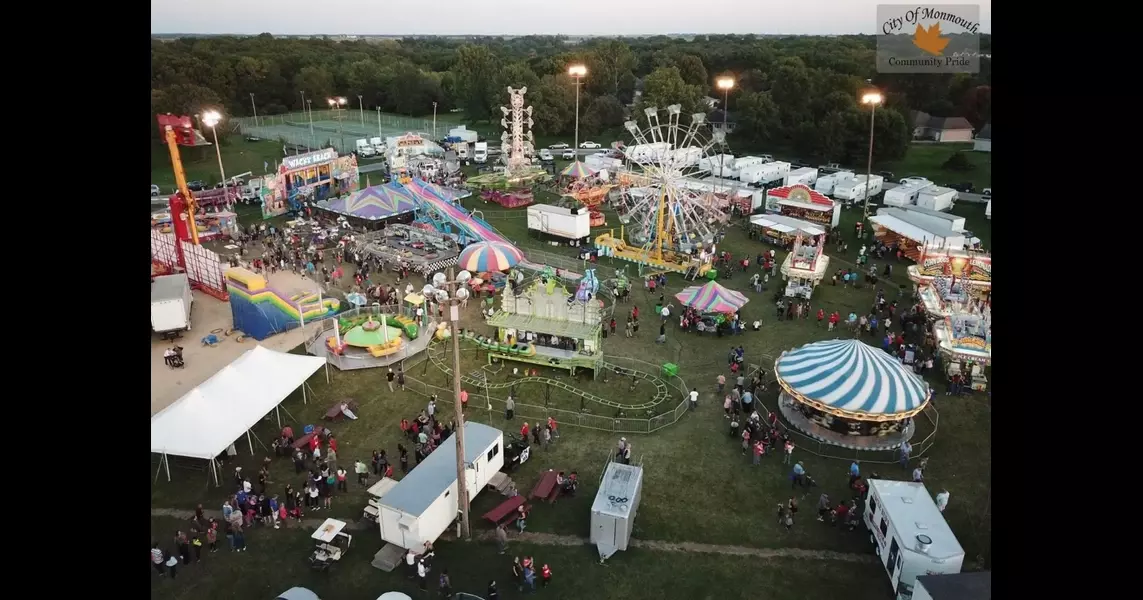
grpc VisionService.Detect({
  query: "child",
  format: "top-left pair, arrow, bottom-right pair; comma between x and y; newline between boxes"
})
541,564 -> 553,588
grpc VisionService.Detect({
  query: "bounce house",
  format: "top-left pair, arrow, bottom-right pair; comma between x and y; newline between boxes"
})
326,313 -> 419,358
226,268 -> 340,341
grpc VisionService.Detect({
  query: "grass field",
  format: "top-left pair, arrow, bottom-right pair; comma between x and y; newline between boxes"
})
886,143 -> 992,191
150,190 -> 991,599
151,139 -> 285,193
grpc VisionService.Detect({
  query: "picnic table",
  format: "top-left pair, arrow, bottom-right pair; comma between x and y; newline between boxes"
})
529,470 -> 561,504
482,495 -> 527,527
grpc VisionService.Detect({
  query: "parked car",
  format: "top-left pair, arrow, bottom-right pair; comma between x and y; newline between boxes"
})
549,142 -> 569,149
561,149 -> 575,160
946,182 -> 975,193
151,184 -> 161,197
539,149 -> 554,162
579,141 -> 601,149
187,180 -> 206,191
899,176 -> 931,186
878,170 -> 895,181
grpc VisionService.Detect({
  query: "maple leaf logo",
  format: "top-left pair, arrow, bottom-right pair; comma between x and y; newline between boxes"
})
912,23 -> 949,56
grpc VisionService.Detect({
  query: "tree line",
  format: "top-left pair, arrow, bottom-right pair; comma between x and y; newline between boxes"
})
151,34 -> 991,165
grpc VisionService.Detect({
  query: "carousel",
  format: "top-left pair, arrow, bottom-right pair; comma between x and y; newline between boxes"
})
774,339 -> 932,451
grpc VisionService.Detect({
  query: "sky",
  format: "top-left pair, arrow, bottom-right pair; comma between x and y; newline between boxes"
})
150,0 -> 991,36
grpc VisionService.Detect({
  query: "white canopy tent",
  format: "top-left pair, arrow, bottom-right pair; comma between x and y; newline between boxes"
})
150,345 -> 326,485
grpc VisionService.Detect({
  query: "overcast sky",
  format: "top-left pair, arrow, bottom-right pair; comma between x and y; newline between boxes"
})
151,0 -> 991,36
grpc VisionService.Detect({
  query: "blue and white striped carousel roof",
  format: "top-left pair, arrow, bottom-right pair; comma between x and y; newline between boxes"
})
776,339 -> 930,415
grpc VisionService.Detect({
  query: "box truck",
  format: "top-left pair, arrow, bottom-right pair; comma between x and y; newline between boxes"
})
784,167 -> 819,187
355,139 -> 375,158
151,273 -> 193,334
833,174 -> 884,203
527,204 -> 591,244
864,480 -> 965,600
473,142 -> 488,164
883,182 -> 933,207
370,137 -> 385,154
915,186 -> 958,212
448,126 -> 479,143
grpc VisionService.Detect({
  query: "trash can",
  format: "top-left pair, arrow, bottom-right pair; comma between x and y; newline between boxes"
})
662,363 -> 679,377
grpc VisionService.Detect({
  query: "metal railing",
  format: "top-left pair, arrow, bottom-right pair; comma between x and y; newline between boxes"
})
303,305 -> 436,371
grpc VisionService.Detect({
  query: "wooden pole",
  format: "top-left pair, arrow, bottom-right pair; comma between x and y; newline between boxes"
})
448,269 -> 471,540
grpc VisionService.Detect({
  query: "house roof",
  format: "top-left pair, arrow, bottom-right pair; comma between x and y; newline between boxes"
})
915,572 -> 992,600
708,109 -> 736,123
909,110 -> 974,131
976,124 -> 991,140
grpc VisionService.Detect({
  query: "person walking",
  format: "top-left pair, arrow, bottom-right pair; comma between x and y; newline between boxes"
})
817,493 -> 831,521
487,581 -> 499,600
935,489 -> 950,512
688,388 -> 699,411
397,368 -> 406,391
541,563 -> 553,588
336,466 -> 348,492
417,558 -> 428,592
512,557 -> 524,592
387,368 -> 395,392
439,568 -> 452,598
165,552 -> 179,578
899,441 -> 912,470
505,395 -> 515,420
495,524 -> 509,554
405,548 -> 418,579
151,543 -> 165,575
783,439 -> 794,465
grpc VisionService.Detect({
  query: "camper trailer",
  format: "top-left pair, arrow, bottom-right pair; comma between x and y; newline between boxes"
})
591,461 -> 644,562
814,171 -> 853,196
527,204 -> 591,244
833,174 -> 884,203
883,182 -> 933,207
915,186 -> 958,212
672,146 -> 703,168
627,142 -> 671,163
733,156 -> 767,173
864,480 -> 965,600
375,422 -> 504,551
784,167 -> 819,187
699,154 -> 736,178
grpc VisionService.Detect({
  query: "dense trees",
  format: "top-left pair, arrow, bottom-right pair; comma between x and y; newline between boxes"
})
151,34 -> 991,165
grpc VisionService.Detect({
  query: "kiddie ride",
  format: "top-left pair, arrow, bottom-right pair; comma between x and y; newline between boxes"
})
326,314 -> 419,358
481,188 -> 534,208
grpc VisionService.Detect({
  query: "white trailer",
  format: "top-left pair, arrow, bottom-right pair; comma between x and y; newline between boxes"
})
699,154 -> 736,178
370,137 -> 385,154
833,175 -> 884,203
586,154 -> 622,174
784,167 -> 819,187
913,572 -> 991,600
355,139 -> 375,157
628,142 -> 671,163
985,198 -> 991,219
376,422 -> 503,551
591,461 -> 644,562
448,126 -> 479,143
527,204 -> 591,242
813,171 -> 852,195
671,146 -> 703,168
151,273 -> 193,334
883,182 -> 932,207
896,205 -> 966,232
915,186 -> 959,212
732,156 -> 767,173
864,480 -> 965,600
757,161 -> 791,185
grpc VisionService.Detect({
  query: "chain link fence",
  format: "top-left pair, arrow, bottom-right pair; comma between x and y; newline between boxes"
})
235,110 -> 442,154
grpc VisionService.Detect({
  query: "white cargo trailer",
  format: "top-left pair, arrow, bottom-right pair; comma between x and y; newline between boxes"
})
757,161 -> 791,185
151,273 -> 193,334
732,156 -> 767,172
896,205 -> 966,232
915,186 -> 958,212
628,142 -> 671,162
376,422 -> 503,551
591,461 -> 644,562
448,126 -> 479,143
699,154 -> 736,177
814,171 -> 853,195
586,154 -> 622,173
784,167 -> 819,187
527,204 -> 591,243
672,146 -> 703,168
833,174 -> 884,202
883,182 -> 933,207
864,480 -> 965,600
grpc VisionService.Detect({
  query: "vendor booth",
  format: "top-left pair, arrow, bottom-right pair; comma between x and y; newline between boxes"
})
749,214 -> 826,248
764,184 -> 840,228
932,310 -> 991,391
868,209 -> 966,261
906,248 -> 991,291
774,339 -> 931,450
262,149 -> 359,218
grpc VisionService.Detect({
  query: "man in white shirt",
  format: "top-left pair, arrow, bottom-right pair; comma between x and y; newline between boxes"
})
404,548 -> 418,579
660,305 -> 670,321
688,388 -> 699,410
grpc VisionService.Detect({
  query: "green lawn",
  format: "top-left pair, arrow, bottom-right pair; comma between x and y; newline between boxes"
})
886,143 -> 992,191
151,139 -> 287,193
150,517 -> 893,600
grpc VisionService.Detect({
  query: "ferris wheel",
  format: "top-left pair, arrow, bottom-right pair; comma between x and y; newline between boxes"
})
615,104 -> 730,260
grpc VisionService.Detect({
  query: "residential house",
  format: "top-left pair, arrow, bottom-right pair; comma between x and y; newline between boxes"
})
701,96 -> 719,109
909,110 -> 975,143
708,109 -> 737,133
973,124 -> 991,152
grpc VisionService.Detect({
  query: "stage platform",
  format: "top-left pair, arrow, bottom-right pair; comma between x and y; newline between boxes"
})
488,344 -> 603,378
778,393 -> 915,451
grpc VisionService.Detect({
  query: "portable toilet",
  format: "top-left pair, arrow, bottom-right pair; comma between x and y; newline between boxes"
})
590,461 -> 644,562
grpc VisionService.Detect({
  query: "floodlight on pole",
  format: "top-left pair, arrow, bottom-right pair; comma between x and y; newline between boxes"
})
568,64 -> 587,154
861,89 -> 884,220
714,76 -> 736,182
201,110 -> 229,204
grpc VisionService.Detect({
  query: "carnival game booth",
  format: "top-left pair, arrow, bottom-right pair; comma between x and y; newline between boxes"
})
907,248 -> 992,292
779,230 -> 831,300
749,214 -> 824,248
674,280 -> 749,333
917,276 -> 986,319
932,309 -> 992,391
764,184 -> 841,229
316,184 -> 418,230
774,339 -> 932,451
263,149 -> 360,218
868,209 -> 966,262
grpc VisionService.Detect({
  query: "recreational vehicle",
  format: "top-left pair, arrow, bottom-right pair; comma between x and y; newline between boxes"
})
915,186 -> 958,212
833,174 -> 884,203
814,171 -> 853,195
375,422 -> 504,551
864,480 -> 965,600
527,204 -> 591,244
883,182 -> 933,208
784,167 -> 819,187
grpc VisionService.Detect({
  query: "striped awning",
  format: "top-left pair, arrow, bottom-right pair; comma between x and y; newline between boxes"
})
775,339 -> 930,419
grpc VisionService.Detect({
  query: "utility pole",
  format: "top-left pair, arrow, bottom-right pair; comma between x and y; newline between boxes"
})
445,268 -> 470,540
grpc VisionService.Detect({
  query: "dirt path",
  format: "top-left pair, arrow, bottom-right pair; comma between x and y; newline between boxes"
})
151,508 -> 873,563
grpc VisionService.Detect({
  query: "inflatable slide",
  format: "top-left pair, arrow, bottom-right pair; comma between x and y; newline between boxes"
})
226,268 -> 340,341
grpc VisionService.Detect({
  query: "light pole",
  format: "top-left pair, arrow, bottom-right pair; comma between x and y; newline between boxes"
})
328,96 -> 347,152
439,269 -> 471,539
306,99 -> 315,149
861,90 -> 884,220
300,90 -> 306,120
568,64 -> 587,158
432,101 -> 438,140
376,107 -> 383,139
249,93 -> 259,126
202,110 -> 229,203
715,77 -> 735,180
358,95 -> 365,126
